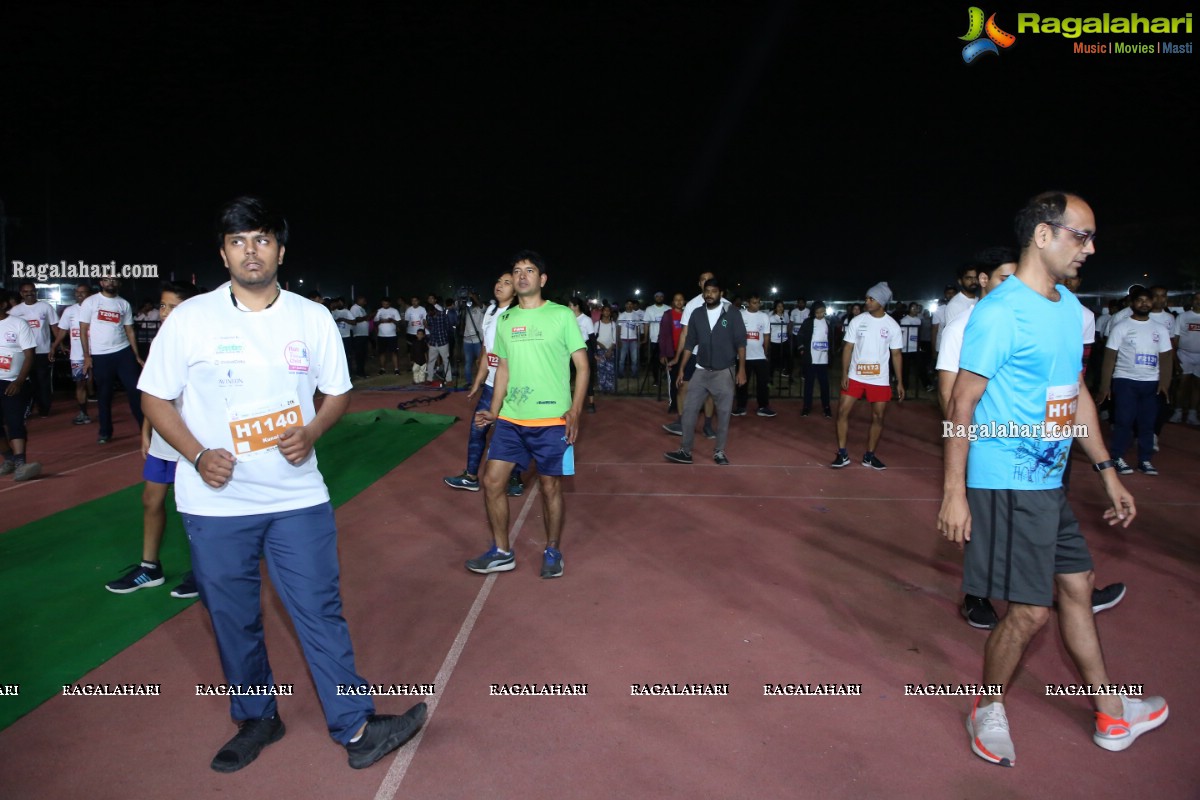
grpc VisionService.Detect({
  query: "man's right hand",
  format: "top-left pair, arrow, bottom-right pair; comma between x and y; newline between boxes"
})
197,448 -> 236,488
937,491 -> 971,547
840,375 -> 849,390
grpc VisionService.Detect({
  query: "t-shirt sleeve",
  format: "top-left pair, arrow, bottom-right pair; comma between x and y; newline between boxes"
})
17,321 -> 36,350
314,308 -> 353,395
1082,312 -> 1095,345
888,318 -> 902,350
1174,316 -> 1185,337
936,320 -> 964,373
562,308 -> 586,353
493,317 -> 509,359
1105,321 -> 1124,350
137,313 -> 189,401
958,301 -> 1014,380
120,301 -> 133,326
47,305 -> 60,325
1156,323 -> 1173,353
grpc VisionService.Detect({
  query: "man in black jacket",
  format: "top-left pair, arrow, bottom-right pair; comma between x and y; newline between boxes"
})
665,277 -> 746,465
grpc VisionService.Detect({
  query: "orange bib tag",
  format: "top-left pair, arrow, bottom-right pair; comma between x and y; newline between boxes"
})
1044,384 -> 1078,440
228,397 -> 305,460
856,363 -> 880,377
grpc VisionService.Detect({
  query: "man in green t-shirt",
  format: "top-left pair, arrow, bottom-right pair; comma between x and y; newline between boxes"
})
466,250 -> 588,579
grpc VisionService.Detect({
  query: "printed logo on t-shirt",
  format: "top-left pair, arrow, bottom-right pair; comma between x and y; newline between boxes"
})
856,363 -> 880,376
1189,323 -> 1200,333
97,309 -> 121,324
26,319 -> 41,329
879,329 -> 890,339
71,328 -> 81,339
284,341 -> 309,373
3,332 -> 15,344
512,326 -> 527,336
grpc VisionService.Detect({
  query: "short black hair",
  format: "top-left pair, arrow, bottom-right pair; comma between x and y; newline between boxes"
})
162,280 -> 200,302
510,249 -> 547,274
1014,191 -> 1073,251
1130,286 -> 1152,301
703,277 -> 721,291
974,246 -> 1019,279
215,196 -> 288,247
956,263 -> 979,281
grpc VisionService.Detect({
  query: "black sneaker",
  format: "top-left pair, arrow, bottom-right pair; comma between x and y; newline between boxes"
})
664,449 -> 693,464
662,421 -> 683,436
541,546 -> 564,579
823,409 -> 832,418
800,409 -> 811,417
211,715 -> 286,773
1114,457 -> 1134,475
346,704 -> 428,769
756,407 -> 777,418
961,595 -> 998,629
731,408 -> 747,417
1138,461 -> 1158,476
862,453 -> 887,470
466,545 -> 515,574
506,474 -> 524,497
105,562 -> 165,594
831,452 -> 851,469
713,450 -> 729,466
171,572 -> 199,599
1091,583 -> 1126,614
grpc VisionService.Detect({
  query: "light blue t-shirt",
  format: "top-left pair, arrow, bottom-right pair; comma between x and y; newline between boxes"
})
960,275 -> 1083,490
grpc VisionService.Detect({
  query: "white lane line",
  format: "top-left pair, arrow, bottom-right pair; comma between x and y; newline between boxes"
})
0,448 -> 139,494
373,482 -> 541,800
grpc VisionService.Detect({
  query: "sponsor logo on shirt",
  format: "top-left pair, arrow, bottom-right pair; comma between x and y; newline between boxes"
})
284,341 -> 310,373
1189,323 -> 1200,332
4,332 -> 16,344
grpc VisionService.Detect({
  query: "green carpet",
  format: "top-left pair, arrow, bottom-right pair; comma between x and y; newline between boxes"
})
0,408 -> 454,730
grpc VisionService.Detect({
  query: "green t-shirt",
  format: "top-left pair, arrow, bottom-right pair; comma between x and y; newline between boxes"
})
492,300 -> 586,422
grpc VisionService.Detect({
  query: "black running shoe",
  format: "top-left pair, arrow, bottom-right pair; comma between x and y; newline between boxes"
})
346,704 -> 428,769
961,595 -> 998,629
171,572 -> 199,599
105,562 -> 165,594
862,453 -> 887,470
211,715 -> 285,773
831,452 -> 851,469
1091,583 -> 1126,614
664,449 -> 693,464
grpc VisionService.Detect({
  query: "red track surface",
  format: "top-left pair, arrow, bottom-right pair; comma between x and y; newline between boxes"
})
2,389 -> 1197,799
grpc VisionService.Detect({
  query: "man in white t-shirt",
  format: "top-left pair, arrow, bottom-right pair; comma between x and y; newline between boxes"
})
832,282 -> 903,470
1097,287 -> 1174,475
373,297 -> 403,375
138,197 -> 425,774
348,295 -> 370,379
936,265 -> 979,352
617,299 -> 643,380
898,302 -> 924,399
331,297 -> 354,368
1169,291 -> 1200,425
663,271 -> 731,439
797,301 -> 834,416
642,291 -> 669,386
9,281 -> 59,418
78,277 -> 143,444
735,294 -> 774,417
52,284 -> 94,425
0,299 -> 41,481
403,296 -> 427,363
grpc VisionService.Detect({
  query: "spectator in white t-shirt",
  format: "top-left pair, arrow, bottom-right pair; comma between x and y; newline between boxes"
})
898,302 -> 924,399
1097,287 -> 1174,475
735,294 -> 773,417
52,284 -> 95,425
832,282 -> 903,470
9,281 -> 59,418
1169,291 -> 1200,425
796,300 -> 835,417
403,296 -> 427,363
0,298 -> 40,481
373,297 -> 403,375
642,292 -> 669,386
78,277 -> 143,444
617,299 -> 643,380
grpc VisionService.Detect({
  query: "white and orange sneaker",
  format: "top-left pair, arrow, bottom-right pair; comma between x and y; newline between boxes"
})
966,697 -> 1015,767
1094,695 -> 1168,752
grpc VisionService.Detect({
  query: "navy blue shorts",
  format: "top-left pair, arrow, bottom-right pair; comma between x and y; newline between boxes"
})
142,454 -> 178,484
487,419 -> 574,476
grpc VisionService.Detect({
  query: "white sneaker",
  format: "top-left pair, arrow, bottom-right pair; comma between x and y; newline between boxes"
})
1169,408 -> 1183,424
1094,695 -> 1168,752
966,698 -> 1015,767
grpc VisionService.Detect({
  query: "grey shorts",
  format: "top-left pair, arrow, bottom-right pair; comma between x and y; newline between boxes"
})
963,488 -> 1093,607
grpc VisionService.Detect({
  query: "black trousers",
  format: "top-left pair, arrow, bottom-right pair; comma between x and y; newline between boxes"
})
92,348 -> 143,439
736,359 -> 770,410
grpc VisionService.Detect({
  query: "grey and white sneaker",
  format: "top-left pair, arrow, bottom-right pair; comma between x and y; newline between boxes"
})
713,451 -> 729,465
13,462 -> 41,482
1138,461 -> 1158,476
966,699 -> 1015,767
1114,457 -> 1134,475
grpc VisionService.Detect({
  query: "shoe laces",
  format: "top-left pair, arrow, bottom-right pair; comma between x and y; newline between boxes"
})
978,704 -> 1010,734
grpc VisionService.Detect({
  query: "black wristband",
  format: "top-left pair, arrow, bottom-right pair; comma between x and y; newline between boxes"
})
1092,459 -> 1116,473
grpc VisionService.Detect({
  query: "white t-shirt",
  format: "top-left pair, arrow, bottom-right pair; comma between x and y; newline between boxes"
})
617,311 -> 641,341
332,308 -> 353,338
1081,306 -> 1096,346
79,293 -> 133,355
936,306 -> 975,374
790,307 -> 809,335
846,312 -> 902,386
481,303 -> 512,387
899,315 -> 922,353
643,303 -> 668,342
349,304 -> 370,336
1108,318 -> 1173,381
937,292 -> 976,350
0,316 -> 37,381
374,307 -> 401,337
404,306 -> 427,335
1109,306 -> 1133,329
595,319 -> 617,349
137,284 -> 352,516
148,397 -> 184,462
575,313 -> 596,342
809,318 -> 830,365
57,303 -> 85,361
1173,310 -> 1200,354
767,313 -> 788,343
9,301 -> 59,354
681,294 -> 731,326
1149,310 -> 1175,332
741,310 -> 770,361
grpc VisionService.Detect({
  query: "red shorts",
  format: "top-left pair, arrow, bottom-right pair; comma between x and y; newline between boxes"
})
842,378 -> 891,403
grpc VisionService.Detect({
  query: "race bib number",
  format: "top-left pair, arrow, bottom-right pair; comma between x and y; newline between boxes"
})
97,309 -> 121,324
227,397 -> 306,460
71,328 -> 81,339
0,354 -> 12,371
1134,353 -> 1158,367
1044,384 -> 1078,441
856,363 -> 880,377
1188,323 -> 1200,332
27,319 -> 41,329
487,353 -> 500,368
812,341 -> 828,351
747,331 -> 760,340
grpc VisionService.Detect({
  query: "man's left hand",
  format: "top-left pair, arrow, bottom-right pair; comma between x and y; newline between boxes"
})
278,425 -> 318,465
735,368 -> 746,387
563,408 -> 581,444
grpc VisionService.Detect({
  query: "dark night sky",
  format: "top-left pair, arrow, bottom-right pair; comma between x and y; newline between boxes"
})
2,1 -> 1196,306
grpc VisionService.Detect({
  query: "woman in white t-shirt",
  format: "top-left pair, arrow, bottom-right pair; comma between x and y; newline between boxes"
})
768,300 -> 791,380
595,305 -> 618,394
569,297 -> 598,412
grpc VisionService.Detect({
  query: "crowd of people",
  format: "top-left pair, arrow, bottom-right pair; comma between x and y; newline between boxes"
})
3,190 -> 1195,774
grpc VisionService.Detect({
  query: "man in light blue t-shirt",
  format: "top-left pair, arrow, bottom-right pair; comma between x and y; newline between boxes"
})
938,191 -> 1167,768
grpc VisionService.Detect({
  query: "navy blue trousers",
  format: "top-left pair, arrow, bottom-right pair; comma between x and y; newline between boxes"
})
92,347 -> 143,438
1110,378 -> 1158,465
182,502 -> 373,743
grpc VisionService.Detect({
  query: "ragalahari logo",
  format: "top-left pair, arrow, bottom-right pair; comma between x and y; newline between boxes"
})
960,7 -> 1016,62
